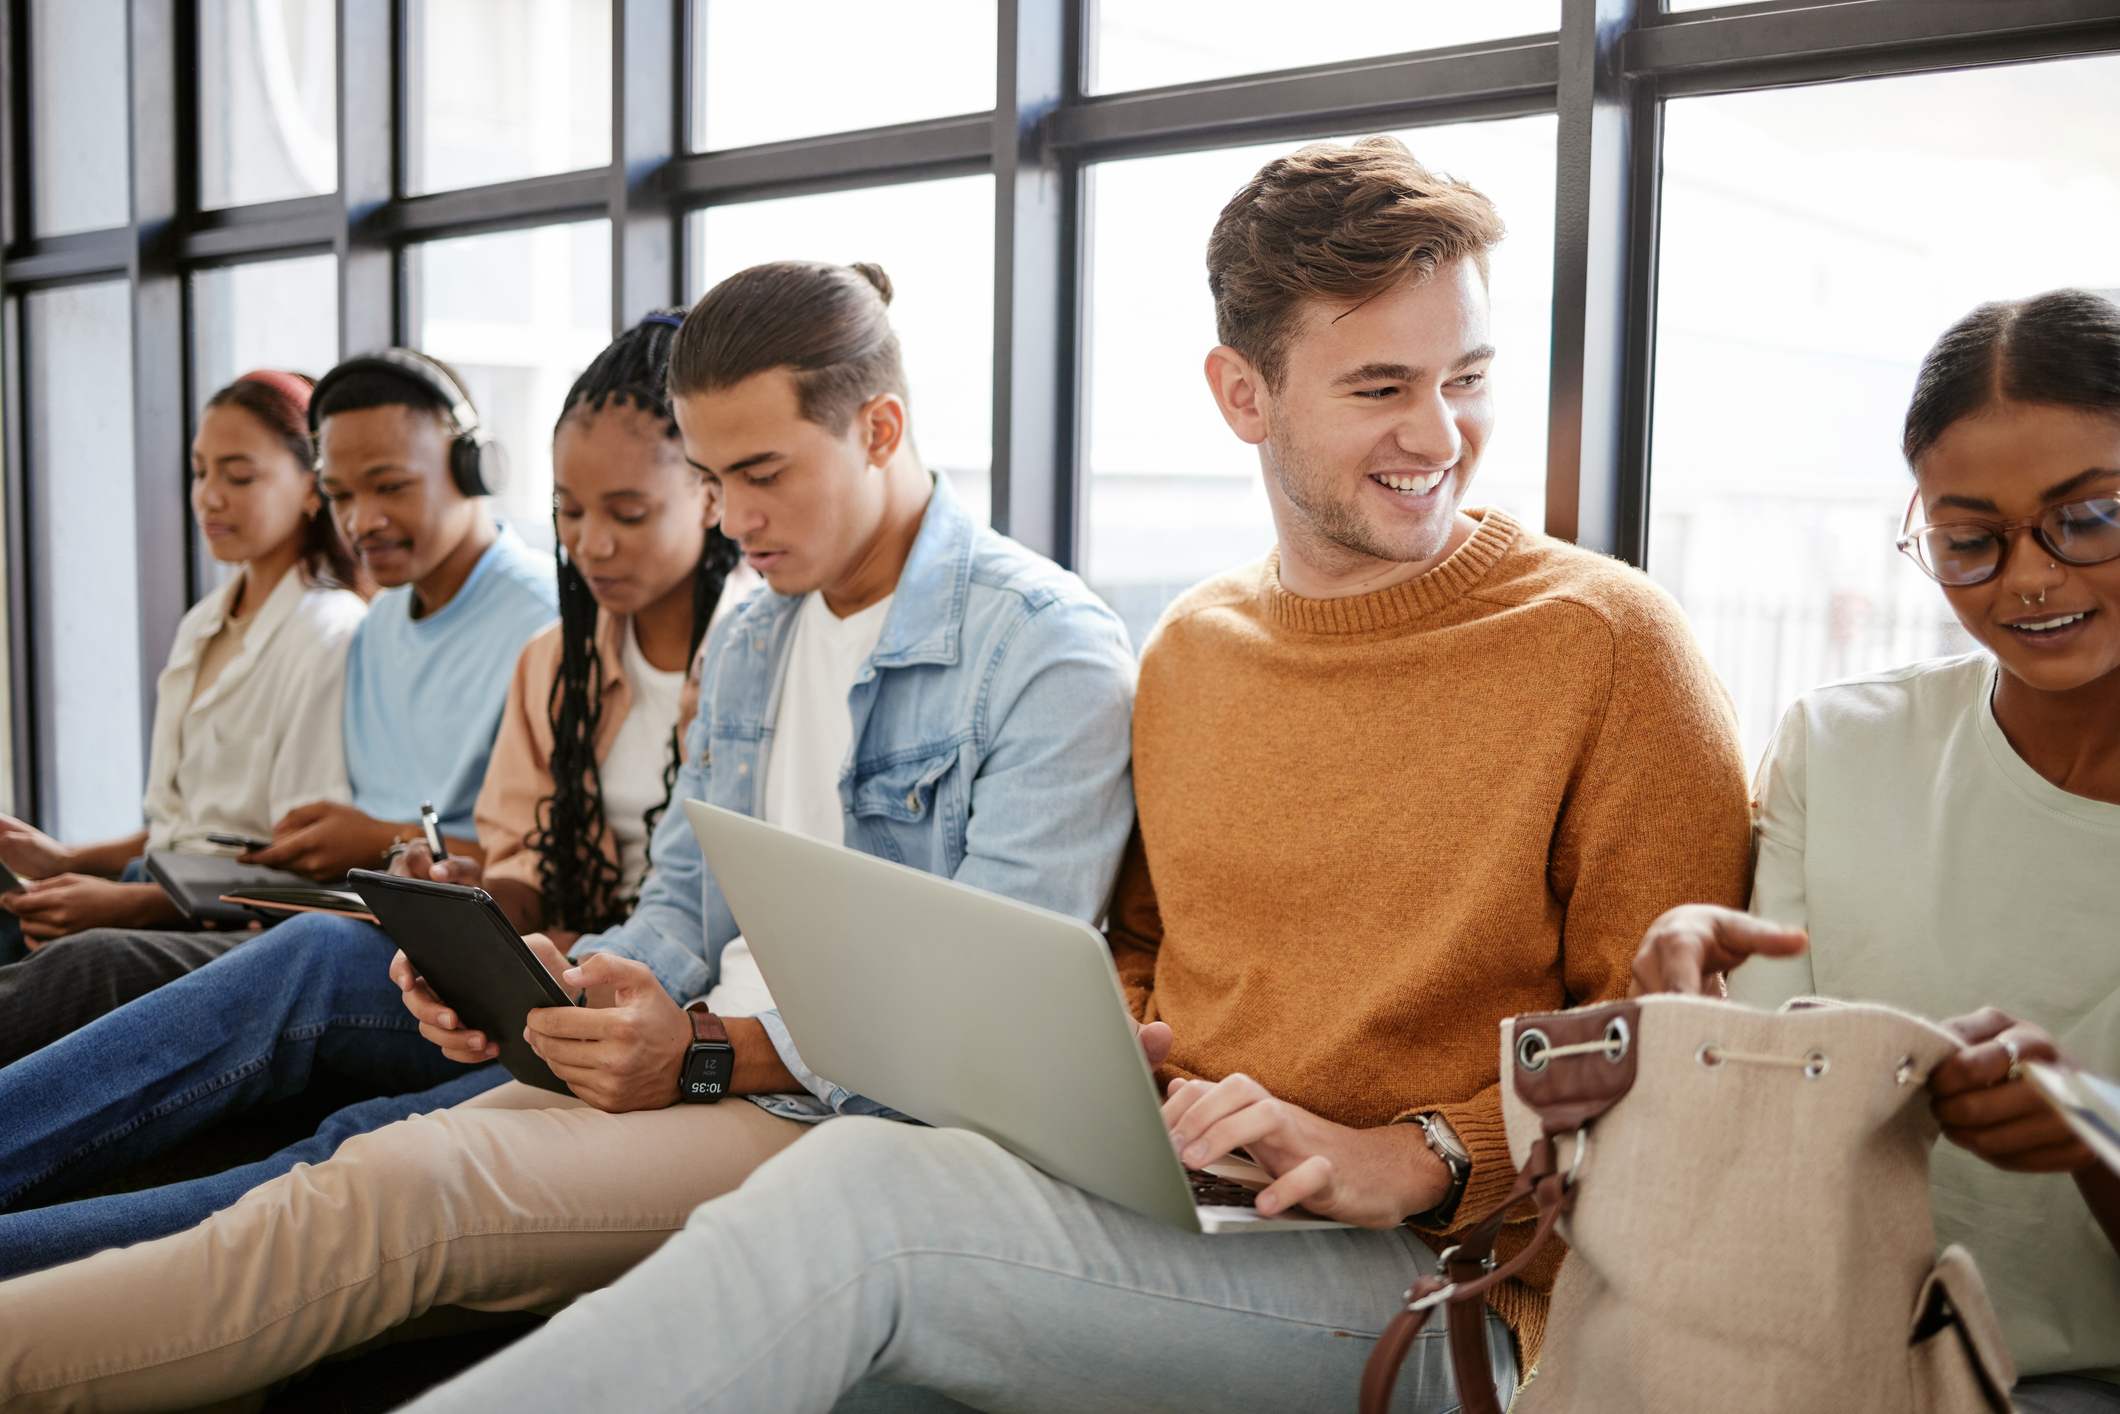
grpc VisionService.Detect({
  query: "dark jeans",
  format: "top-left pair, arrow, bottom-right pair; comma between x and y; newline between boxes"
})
0,927 -> 246,1067
0,913 -> 507,1277
0,854 -> 242,1065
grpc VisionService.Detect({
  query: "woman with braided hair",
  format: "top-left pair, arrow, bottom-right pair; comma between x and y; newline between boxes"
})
398,312 -> 754,942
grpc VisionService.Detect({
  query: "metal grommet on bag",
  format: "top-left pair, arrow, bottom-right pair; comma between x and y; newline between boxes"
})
1803,1051 -> 1830,1080
1895,1055 -> 1917,1086
1696,1043 -> 1723,1069
1603,1016 -> 1631,1063
1517,1028 -> 1552,1073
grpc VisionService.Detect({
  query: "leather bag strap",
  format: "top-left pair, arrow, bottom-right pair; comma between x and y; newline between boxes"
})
1359,1141 -> 1575,1414
1360,1001 -> 1640,1414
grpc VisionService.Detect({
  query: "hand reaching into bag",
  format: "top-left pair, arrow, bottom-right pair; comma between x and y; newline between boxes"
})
1628,903 -> 1809,997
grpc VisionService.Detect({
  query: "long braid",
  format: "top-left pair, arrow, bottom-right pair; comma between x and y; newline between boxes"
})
532,311 -> 739,933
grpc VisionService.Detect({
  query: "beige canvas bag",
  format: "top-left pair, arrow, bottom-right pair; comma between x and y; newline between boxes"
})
1361,994 -> 2020,1414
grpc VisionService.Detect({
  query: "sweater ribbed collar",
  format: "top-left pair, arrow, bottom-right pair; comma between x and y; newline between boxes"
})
1259,507 -> 1519,635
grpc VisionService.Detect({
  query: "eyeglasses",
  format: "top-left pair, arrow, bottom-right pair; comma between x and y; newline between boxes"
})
1895,490 -> 2120,587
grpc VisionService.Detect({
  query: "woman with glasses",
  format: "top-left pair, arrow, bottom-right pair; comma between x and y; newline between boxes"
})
1633,289 -> 2120,1413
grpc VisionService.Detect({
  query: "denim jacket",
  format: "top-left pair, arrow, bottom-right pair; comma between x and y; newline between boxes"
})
576,475 -> 1137,1121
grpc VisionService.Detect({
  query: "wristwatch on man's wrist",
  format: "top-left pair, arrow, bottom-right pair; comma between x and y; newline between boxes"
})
679,1002 -> 735,1104
1407,1111 -> 1472,1227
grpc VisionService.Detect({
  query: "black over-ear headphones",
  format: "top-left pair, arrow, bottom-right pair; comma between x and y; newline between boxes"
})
307,348 -> 503,499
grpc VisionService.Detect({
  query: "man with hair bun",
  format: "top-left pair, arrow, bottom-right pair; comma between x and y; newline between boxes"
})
376,137 -> 1751,1414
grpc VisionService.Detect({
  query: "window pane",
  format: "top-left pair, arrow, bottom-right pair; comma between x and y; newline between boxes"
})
689,177 -> 996,527
190,254 -> 340,401
693,0 -> 995,151
1091,0 -> 1559,95
1085,117 -> 1556,649
200,0 -> 337,208
414,221 -> 612,551
409,0 -> 611,195
26,282 -> 142,838
29,0 -> 130,237
1647,57 -> 2120,769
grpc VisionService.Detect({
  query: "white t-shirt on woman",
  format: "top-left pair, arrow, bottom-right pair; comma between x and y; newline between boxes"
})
597,618 -> 689,896
1733,652 -> 2120,1383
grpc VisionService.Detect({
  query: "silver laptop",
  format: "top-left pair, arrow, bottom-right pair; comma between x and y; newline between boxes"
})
685,800 -> 1341,1234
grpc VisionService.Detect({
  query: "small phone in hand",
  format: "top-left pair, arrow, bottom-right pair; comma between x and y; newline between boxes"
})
206,832 -> 273,852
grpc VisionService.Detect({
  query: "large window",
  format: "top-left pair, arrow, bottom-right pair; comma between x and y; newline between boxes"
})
3,1 -> 2113,831
1085,116 -> 1556,647
688,178 -> 996,526
1646,55 -> 2120,766
413,222 -> 614,549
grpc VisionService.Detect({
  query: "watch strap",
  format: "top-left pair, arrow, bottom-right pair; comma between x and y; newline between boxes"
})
1410,1111 -> 1472,1227
686,1001 -> 730,1046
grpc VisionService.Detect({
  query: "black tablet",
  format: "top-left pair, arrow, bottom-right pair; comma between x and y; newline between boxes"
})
348,869 -> 582,1095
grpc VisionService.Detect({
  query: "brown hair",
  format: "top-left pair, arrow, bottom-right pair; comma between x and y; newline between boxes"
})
667,261 -> 908,432
1903,289 -> 2120,466
202,374 -> 366,594
1207,135 -> 1506,389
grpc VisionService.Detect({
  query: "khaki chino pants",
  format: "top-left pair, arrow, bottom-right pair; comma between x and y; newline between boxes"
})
0,1082 -> 808,1412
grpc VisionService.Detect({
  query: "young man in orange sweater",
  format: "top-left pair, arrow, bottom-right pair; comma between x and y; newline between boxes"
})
398,137 -> 1752,1414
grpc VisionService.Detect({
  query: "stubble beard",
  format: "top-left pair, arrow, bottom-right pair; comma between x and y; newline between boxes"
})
1263,429 -> 1456,573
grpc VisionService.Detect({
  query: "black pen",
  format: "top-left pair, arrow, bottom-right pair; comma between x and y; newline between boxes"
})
419,801 -> 447,863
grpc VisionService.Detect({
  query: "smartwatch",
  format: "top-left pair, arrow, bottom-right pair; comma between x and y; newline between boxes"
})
679,1002 -> 735,1104
1408,1111 -> 1472,1227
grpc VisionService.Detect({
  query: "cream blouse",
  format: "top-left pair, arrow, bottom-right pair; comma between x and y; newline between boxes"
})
141,569 -> 367,851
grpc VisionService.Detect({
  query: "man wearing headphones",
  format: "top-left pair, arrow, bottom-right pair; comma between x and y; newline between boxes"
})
0,353 -> 556,1267
246,350 -> 556,879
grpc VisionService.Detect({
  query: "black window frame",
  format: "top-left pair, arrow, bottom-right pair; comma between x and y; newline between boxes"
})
0,0 -> 2116,826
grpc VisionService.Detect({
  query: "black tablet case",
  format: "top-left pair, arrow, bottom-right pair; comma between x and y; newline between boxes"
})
347,869 -> 581,1095
144,850 -> 317,927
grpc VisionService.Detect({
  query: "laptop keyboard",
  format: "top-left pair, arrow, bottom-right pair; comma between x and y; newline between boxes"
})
1186,1170 -> 1262,1208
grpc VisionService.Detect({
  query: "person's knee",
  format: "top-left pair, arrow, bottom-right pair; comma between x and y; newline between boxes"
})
715,1118 -> 1008,1229
246,915 -> 401,988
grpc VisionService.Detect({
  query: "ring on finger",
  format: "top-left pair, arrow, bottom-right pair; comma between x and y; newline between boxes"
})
2001,1035 -> 2024,1083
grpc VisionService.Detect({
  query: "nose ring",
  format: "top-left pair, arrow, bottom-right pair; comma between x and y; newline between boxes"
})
2017,587 -> 2047,607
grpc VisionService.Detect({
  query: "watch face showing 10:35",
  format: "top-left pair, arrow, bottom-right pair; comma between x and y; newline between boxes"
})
685,1045 -> 734,1101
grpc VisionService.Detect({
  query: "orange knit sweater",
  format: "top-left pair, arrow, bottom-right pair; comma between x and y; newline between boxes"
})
1107,508 -> 1753,1360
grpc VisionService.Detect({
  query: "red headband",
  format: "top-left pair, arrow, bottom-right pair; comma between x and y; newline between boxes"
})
235,369 -> 313,413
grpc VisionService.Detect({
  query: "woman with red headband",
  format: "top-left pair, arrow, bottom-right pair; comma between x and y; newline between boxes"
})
0,372 -> 368,1036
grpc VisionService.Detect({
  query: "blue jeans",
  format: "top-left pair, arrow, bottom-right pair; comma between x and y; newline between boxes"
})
0,913 -> 506,1276
405,1118 -> 1518,1414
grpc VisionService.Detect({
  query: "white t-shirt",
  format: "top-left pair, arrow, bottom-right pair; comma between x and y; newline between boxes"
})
1733,653 -> 2120,1382
703,590 -> 894,1018
599,618 -> 688,895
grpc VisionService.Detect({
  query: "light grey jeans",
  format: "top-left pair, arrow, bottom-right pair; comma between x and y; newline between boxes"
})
403,1117 -> 1519,1414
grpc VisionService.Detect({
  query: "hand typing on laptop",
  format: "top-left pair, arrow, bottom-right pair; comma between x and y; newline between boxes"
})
390,938 -> 799,1111
1161,1071 -> 1450,1229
